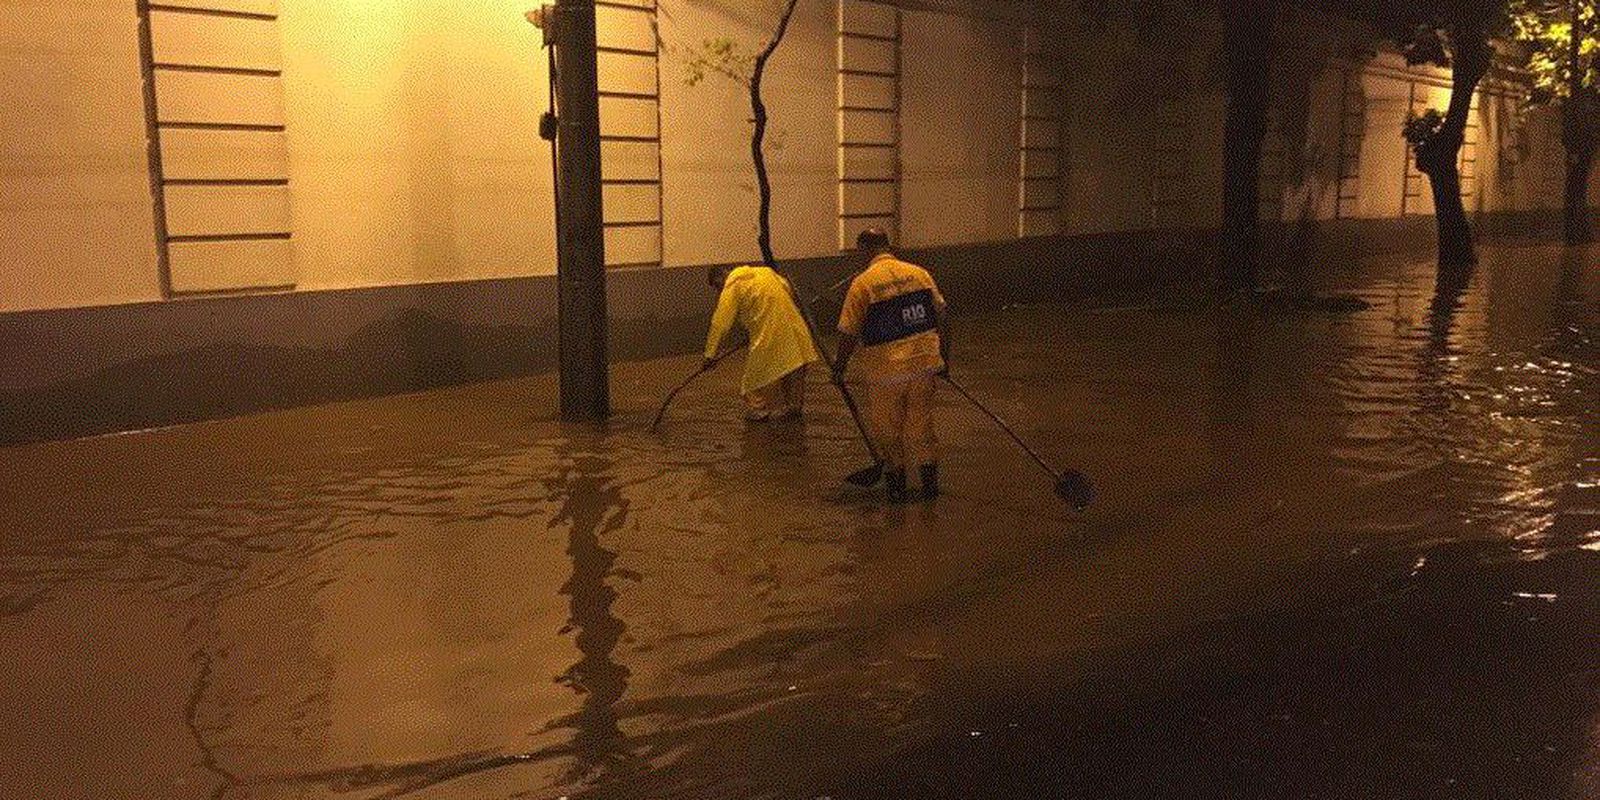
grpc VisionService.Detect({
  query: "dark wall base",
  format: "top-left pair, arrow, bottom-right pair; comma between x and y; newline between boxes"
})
0,211 -> 1579,445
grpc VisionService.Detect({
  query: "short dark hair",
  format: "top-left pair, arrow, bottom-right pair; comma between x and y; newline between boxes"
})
707,264 -> 733,289
855,227 -> 891,253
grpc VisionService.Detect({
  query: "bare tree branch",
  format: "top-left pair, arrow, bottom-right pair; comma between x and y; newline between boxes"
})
750,0 -> 802,268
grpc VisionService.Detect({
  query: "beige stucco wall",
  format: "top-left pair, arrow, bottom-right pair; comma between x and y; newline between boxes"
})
899,9 -> 1022,247
0,0 -> 163,311
0,0 -> 1589,315
278,0 -> 556,291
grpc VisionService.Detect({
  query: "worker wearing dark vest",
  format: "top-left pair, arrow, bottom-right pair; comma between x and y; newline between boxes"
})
831,228 -> 949,502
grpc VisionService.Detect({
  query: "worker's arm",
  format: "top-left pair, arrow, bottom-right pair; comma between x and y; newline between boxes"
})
834,276 -> 866,384
832,334 -> 858,384
934,305 -> 951,376
703,284 -> 739,368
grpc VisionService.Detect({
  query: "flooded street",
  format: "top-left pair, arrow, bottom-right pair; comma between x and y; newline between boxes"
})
1,243 -> 1596,799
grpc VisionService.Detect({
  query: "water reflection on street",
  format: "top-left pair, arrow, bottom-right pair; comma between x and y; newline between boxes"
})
0,243 -> 1595,799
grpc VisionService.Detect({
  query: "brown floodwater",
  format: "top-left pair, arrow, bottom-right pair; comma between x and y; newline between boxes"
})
0,243 -> 1595,800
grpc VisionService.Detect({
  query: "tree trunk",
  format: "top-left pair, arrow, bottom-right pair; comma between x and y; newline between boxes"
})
1415,35 -> 1489,270
1566,141 -> 1596,245
1425,158 -> 1476,266
1218,0 -> 1279,294
1559,0 -> 1595,247
748,0 -> 800,269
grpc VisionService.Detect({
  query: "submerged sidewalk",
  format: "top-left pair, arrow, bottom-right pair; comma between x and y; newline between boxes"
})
1,243 -> 1596,799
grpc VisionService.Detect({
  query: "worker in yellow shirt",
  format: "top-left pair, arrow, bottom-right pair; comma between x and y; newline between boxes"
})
831,229 -> 949,502
704,264 -> 822,421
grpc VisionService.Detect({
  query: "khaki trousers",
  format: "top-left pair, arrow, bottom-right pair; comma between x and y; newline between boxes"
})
743,365 -> 808,419
865,372 -> 938,470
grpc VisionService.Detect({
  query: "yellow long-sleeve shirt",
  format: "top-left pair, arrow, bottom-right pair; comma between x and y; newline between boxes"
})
705,265 -> 822,396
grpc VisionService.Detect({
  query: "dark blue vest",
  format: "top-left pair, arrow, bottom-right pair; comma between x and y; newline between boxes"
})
860,288 -> 936,346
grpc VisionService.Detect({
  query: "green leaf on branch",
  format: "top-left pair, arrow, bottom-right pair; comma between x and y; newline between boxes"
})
683,37 -> 756,87
1507,0 -> 1598,106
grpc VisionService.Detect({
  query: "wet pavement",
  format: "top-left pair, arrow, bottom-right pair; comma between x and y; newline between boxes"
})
1,242 -> 1596,800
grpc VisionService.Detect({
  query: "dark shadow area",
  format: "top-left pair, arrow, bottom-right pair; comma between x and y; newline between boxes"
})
831,541 -> 1600,800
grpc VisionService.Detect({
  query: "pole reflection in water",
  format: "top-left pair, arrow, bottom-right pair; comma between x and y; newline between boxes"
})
1555,247 -> 1585,306
1208,304 -> 1257,480
544,446 -> 637,782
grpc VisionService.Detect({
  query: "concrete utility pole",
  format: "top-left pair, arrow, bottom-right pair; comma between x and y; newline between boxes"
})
531,0 -> 610,421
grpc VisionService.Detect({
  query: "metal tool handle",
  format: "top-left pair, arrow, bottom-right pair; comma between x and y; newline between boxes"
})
940,374 -> 1060,482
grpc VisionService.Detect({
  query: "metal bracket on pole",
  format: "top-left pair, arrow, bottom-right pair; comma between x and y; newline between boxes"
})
525,6 -> 558,47
529,6 -> 560,142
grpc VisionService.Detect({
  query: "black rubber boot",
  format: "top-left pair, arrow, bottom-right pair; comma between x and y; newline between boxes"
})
919,464 -> 939,500
885,470 -> 909,504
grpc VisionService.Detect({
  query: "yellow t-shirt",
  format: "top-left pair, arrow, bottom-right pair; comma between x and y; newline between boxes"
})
837,254 -> 946,383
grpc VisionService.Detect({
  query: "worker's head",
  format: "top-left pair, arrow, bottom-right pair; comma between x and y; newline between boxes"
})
707,264 -> 734,291
855,227 -> 892,256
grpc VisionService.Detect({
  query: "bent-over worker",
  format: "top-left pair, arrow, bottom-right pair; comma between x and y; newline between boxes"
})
832,228 -> 949,503
705,264 -> 822,421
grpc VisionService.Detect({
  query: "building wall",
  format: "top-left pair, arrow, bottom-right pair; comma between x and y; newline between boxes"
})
278,0 -> 557,292
898,9 -> 1023,247
1,0 -> 1595,442
0,0 -> 163,310
2,0 -> 1589,316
